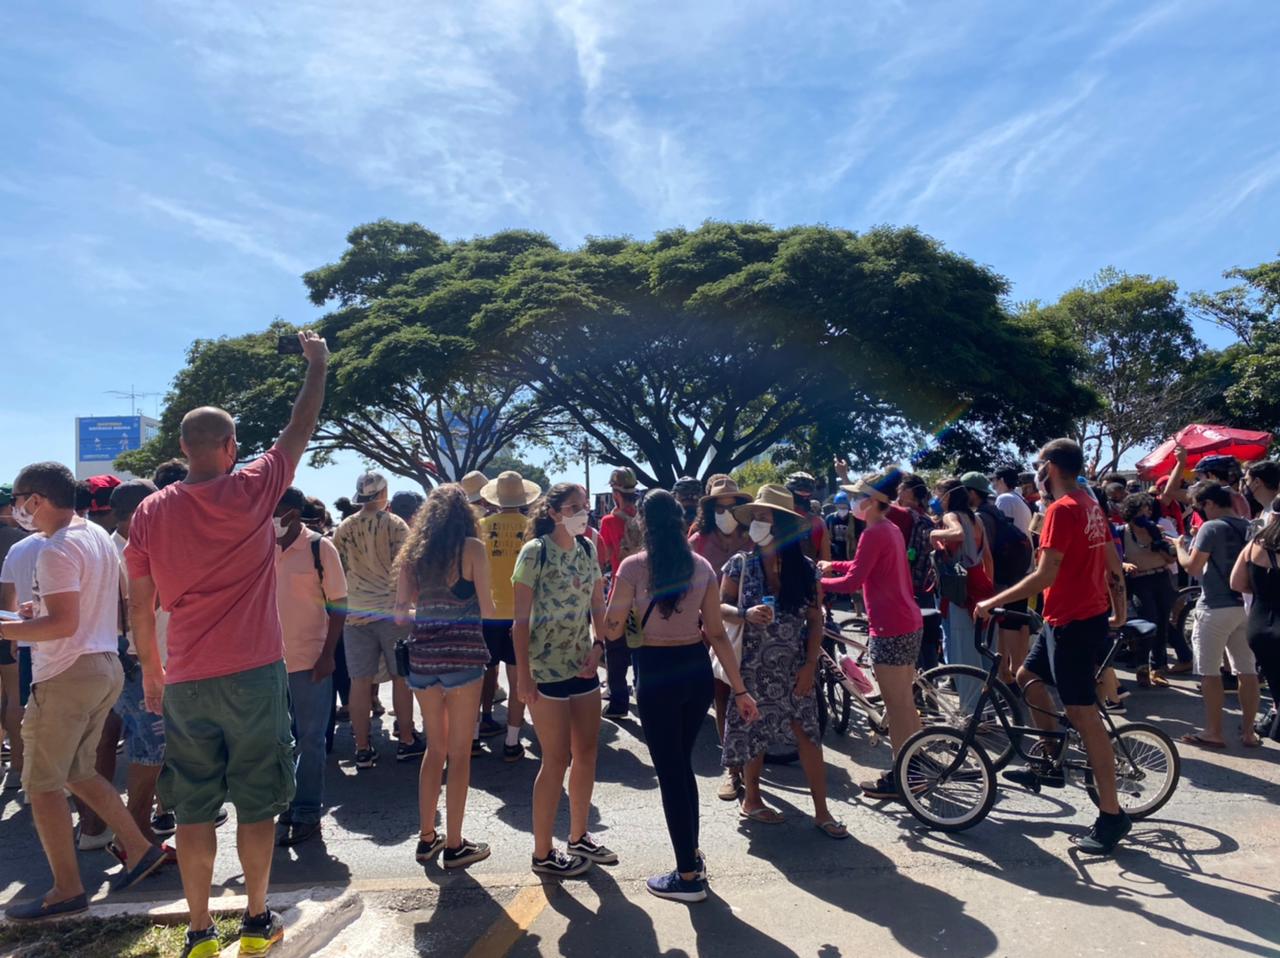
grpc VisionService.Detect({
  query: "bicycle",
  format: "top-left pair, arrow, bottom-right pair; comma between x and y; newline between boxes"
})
893,608 -> 1181,832
815,617 -> 1026,769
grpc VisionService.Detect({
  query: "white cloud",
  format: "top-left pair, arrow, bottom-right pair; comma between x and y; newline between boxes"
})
137,193 -> 309,274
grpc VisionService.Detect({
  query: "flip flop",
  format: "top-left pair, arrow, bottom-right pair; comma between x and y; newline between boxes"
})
738,806 -> 784,824
815,819 -> 849,840
1241,733 -> 1263,749
1180,733 -> 1227,750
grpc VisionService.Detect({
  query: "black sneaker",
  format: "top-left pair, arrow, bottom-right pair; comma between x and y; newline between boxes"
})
443,838 -> 491,869
532,848 -> 591,878
646,869 -> 707,903
1002,763 -> 1066,790
396,736 -> 426,762
503,742 -> 526,763
478,716 -> 504,738
1075,810 -> 1132,855
214,807 -> 230,829
568,833 -> 618,865
371,698 -> 386,718
278,821 -> 321,848
859,773 -> 901,802
238,909 -> 284,956
1103,698 -> 1127,715
180,924 -> 221,958
416,832 -> 445,863
602,701 -> 629,720
471,738 -> 483,757
152,811 -> 177,838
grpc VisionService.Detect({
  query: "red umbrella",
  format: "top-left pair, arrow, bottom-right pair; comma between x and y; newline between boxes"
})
1136,424 -> 1273,480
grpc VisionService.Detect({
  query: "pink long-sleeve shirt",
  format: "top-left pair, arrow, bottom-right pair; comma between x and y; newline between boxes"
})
820,519 -> 923,638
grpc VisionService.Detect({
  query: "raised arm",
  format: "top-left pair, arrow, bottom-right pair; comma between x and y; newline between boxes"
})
275,330 -> 330,467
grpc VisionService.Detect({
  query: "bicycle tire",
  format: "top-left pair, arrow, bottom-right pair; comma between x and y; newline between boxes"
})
894,726 -> 997,832
827,670 -> 852,735
1085,721 -> 1180,819
919,665 -> 1025,771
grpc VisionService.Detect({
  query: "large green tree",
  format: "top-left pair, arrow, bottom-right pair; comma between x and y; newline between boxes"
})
1022,269 -> 1203,478
306,220 -> 1093,486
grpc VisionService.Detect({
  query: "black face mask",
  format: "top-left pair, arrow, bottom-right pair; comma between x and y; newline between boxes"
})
683,506 -> 698,524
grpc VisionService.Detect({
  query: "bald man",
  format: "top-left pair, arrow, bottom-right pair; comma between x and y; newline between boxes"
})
124,330 -> 329,957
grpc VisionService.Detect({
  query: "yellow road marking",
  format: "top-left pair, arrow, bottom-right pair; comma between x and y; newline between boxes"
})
464,884 -> 550,958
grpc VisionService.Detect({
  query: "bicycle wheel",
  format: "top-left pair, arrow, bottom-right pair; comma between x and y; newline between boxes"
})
1085,721 -> 1180,819
895,727 -> 996,831
827,670 -> 852,735
919,665 -> 1025,771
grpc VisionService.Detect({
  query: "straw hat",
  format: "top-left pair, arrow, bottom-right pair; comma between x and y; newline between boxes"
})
700,476 -> 751,508
732,483 -> 804,523
480,471 -> 542,509
459,471 -> 489,503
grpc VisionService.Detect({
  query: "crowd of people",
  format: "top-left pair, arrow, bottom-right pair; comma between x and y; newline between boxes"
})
1,330 -> 1277,954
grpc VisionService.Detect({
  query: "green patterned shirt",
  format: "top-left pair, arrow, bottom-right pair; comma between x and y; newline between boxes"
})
512,535 -> 601,683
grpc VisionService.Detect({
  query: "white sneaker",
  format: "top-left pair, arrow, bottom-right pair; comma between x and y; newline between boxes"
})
77,826 -> 115,851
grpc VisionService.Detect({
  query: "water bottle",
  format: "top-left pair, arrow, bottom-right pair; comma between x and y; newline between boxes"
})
761,596 -> 776,622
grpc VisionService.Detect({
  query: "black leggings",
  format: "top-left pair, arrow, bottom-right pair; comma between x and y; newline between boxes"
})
634,643 -> 715,875
1127,572 -> 1189,669
1250,631 -> 1280,713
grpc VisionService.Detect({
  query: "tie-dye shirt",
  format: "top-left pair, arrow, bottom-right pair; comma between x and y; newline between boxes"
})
333,509 -> 409,625
512,535 -> 602,683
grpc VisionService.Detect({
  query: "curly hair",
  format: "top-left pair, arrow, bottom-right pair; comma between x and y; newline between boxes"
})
1120,493 -> 1154,523
525,483 -> 581,540
641,491 -> 696,618
395,484 -> 477,587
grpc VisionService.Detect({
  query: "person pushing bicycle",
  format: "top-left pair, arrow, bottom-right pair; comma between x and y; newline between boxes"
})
975,438 -> 1132,855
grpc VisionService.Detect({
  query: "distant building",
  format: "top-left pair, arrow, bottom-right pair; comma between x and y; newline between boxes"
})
74,415 -> 160,480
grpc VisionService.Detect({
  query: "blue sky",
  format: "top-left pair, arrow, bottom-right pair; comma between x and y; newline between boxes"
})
2,0 -> 1278,508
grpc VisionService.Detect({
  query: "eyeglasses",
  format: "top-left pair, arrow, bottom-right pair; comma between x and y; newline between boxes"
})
11,491 -> 36,502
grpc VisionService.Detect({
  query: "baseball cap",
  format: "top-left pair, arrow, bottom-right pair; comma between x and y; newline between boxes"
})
86,475 -> 122,513
0,483 -> 12,508
609,468 -> 638,492
354,472 -> 388,504
960,472 -> 993,497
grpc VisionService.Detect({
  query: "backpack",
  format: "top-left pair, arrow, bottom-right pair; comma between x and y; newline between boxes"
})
984,503 -> 1033,587
310,536 -> 325,583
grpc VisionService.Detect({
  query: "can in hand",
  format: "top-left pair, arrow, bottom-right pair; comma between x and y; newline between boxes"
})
761,596 -> 777,621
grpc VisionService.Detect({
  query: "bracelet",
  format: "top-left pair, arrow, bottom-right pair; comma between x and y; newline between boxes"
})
733,689 -> 749,698
592,640 -> 605,650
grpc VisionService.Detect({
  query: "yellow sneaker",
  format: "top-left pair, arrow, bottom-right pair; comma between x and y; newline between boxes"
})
238,910 -> 284,956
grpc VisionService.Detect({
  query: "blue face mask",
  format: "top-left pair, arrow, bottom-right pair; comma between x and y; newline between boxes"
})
929,497 -> 943,517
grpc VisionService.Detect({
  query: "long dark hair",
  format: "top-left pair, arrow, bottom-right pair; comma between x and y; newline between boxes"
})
1257,497 -> 1280,552
769,512 -> 817,615
526,483 -> 579,540
396,484 -> 477,585
940,480 -> 972,519
641,491 -> 695,618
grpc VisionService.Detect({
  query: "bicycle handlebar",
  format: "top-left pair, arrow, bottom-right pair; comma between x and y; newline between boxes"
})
976,607 -> 1044,657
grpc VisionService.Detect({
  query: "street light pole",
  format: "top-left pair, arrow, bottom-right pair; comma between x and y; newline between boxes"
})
581,438 -> 591,501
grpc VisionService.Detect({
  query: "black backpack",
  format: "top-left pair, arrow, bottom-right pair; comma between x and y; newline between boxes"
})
984,504 -> 1033,587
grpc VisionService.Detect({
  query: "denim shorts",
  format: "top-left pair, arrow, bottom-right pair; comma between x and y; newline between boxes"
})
112,666 -> 166,766
408,667 -> 486,691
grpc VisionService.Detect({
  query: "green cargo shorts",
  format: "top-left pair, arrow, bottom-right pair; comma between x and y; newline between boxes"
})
158,660 -> 295,825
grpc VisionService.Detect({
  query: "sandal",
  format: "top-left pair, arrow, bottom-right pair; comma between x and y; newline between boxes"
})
815,819 -> 849,840
1241,732 -> 1263,749
1180,733 -> 1226,750
738,806 -> 784,824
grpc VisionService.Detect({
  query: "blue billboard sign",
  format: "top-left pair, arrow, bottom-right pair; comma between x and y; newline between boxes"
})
78,417 -> 143,463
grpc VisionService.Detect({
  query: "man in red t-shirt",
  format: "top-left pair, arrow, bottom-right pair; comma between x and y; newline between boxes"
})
125,331 -> 329,953
976,438 -> 1131,856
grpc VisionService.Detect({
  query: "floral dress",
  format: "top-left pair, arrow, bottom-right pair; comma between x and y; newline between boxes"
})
721,551 -> 822,767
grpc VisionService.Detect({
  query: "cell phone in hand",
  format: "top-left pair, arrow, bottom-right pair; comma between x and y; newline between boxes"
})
276,334 -> 304,355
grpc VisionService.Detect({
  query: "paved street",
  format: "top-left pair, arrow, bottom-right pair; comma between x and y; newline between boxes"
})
3,646 -> 1279,956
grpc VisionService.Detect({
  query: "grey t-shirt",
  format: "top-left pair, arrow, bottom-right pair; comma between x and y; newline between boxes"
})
1193,516 -> 1249,608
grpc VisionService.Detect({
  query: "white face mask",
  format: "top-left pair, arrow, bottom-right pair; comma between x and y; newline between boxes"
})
748,519 -> 774,546
272,517 -> 291,539
836,506 -> 850,518
12,498 -> 39,532
715,510 -> 738,535
853,497 -> 875,521
561,511 -> 589,537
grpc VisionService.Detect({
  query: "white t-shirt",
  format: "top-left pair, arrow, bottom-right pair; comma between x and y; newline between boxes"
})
31,518 -> 120,683
995,492 -> 1034,535
1,533 -> 46,648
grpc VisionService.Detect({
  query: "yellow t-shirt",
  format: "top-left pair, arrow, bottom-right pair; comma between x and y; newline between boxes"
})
479,510 -> 527,619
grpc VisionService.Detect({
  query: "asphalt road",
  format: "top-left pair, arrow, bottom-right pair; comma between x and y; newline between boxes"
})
2,629 -> 1278,957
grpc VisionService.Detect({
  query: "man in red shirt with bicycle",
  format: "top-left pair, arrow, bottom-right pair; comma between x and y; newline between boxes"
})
976,438 -> 1131,855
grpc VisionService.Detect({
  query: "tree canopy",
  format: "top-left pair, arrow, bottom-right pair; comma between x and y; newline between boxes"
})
122,219 -> 1099,486
1021,268 -> 1202,477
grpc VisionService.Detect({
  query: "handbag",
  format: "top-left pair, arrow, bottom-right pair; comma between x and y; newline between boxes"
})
625,597 -> 659,650
711,562 -> 746,684
931,549 -> 969,607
